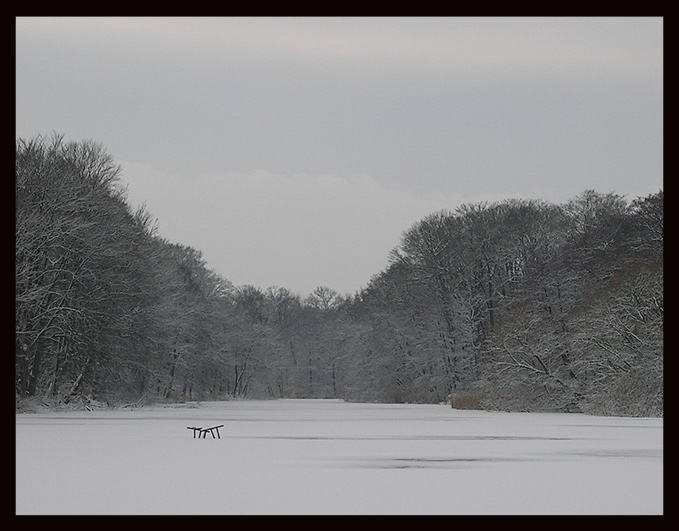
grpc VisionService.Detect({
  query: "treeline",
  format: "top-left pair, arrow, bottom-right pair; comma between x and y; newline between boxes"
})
16,135 -> 663,416
357,193 -> 662,416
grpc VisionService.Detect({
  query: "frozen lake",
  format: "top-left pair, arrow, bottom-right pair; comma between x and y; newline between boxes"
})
16,399 -> 663,514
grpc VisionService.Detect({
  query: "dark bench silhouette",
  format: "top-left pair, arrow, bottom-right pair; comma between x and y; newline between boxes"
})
187,425 -> 224,439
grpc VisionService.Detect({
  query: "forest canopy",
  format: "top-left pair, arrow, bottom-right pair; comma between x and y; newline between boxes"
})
16,135 -> 663,416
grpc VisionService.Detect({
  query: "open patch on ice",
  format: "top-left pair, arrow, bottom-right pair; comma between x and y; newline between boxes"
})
329,456 -> 536,469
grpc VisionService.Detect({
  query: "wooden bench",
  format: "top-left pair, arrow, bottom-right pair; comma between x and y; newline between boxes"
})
187,425 -> 224,439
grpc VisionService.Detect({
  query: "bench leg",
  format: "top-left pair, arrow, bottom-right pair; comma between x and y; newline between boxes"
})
191,426 -> 223,439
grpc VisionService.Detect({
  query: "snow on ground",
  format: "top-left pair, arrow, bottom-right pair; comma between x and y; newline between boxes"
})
16,399 -> 663,515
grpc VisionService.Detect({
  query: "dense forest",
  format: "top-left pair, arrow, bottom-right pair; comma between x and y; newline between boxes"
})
16,135 -> 663,416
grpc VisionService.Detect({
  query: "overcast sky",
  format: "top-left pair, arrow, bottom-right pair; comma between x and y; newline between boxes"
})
16,17 -> 663,296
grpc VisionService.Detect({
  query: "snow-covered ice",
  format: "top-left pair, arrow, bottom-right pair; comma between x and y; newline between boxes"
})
15,399 -> 663,514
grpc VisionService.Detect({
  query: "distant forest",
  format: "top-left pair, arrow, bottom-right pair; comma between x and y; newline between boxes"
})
16,135 -> 663,417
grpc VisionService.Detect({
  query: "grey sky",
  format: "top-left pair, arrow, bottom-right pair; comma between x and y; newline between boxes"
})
16,17 -> 663,296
